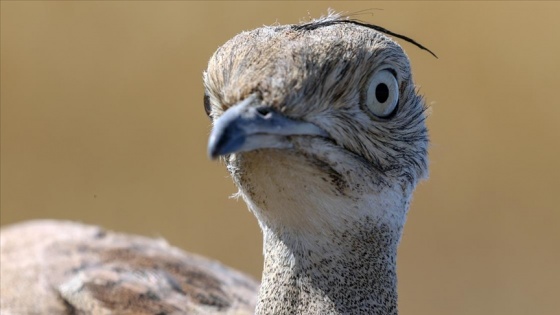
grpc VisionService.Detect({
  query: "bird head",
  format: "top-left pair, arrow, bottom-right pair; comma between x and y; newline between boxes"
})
204,15 -> 430,236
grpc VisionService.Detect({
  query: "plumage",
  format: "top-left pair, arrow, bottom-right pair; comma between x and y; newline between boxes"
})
204,13 -> 430,314
0,220 -> 258,314
1,13 -> 430,315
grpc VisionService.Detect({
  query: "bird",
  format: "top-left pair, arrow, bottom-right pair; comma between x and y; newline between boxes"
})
1,12 -> 432,315
204,12 -> 431,314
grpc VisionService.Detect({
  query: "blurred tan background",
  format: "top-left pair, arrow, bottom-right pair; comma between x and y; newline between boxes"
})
1,1 -> 559,314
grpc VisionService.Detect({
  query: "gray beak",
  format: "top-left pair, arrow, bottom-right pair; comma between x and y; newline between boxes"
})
208,95 -> 328,159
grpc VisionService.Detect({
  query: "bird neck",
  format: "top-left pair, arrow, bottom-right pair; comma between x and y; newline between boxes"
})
256,215 -> 400,315
232,150 -> 411,314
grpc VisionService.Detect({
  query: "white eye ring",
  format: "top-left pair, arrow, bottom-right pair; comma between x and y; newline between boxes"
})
365,70 -> 399,118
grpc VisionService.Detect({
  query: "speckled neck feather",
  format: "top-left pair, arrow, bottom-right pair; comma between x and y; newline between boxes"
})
229,144 -> 413,314
258,218 -> 399,314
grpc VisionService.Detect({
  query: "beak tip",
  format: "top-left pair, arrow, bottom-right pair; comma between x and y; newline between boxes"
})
208,150 -> 220,160
207,139 -> 221,160
208,128 -> 245,160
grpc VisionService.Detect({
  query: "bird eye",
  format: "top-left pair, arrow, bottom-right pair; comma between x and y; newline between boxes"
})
365,70 -> 399,118
203,93 -> 211,118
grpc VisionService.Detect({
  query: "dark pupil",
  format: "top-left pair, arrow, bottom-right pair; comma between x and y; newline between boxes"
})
203,94 -> 211,117
375,83 -> 389,103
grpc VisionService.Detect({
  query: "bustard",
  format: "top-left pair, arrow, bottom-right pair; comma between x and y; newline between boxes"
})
0,14 -> 432,315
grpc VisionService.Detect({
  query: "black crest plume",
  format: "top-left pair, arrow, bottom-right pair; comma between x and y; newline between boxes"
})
293,18 -> 438,59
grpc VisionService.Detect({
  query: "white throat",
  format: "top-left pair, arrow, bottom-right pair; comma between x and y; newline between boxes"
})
230,147 -> 412,314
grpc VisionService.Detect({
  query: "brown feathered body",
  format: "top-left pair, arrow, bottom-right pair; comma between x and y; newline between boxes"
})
0,220 -> 257,314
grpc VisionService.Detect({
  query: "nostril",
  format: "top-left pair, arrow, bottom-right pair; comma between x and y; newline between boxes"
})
255,106 -> 273,117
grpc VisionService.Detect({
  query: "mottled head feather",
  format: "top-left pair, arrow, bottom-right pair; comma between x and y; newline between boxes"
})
205,13 -> 429,190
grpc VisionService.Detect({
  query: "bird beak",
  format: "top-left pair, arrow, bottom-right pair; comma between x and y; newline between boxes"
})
208,94 -> 328,159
